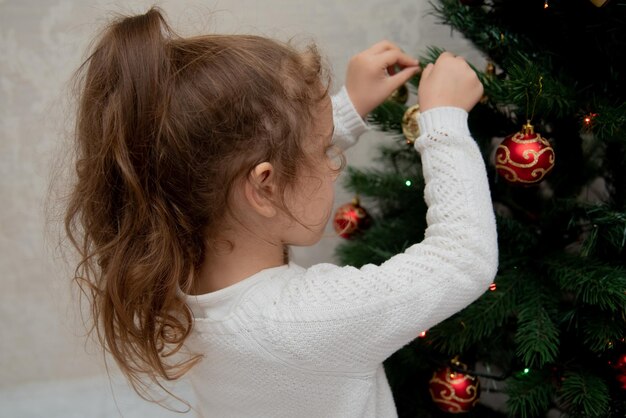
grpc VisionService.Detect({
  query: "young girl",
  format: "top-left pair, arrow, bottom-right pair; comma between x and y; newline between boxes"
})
64,7 -> 497,418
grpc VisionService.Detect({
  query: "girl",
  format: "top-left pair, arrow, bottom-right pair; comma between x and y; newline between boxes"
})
64,7 -> 497,418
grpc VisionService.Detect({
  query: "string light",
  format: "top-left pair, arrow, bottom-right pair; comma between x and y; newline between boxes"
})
405,180 -> 412,187
489,283 -> 497,291
583,112 -> 598,127
419,331 -> 427,338
544,0 -> 549,9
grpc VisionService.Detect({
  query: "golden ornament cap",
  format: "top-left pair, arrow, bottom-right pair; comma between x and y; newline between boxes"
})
589,0 -> 610,7
521,120 -> 535,135
389,83 -> 409,105
402,104 -> 421,144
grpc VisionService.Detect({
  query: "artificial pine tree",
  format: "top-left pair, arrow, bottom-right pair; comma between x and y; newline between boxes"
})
335,0 -> 626,416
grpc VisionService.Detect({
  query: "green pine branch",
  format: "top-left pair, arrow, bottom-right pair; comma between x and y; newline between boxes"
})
594,102 -> 626,142
579,310 -> 625,353
557,371 -> 610,418
505,369 -> 555,418
578,205 -> 626,258
514,291 -> 560,368
368,101 -> 409,134
341,166 -> 423,204
426,271 -> 521,355
546,256 -> 626,312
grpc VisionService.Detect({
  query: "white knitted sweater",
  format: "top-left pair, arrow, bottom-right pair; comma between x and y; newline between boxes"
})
184,87 -> 499,417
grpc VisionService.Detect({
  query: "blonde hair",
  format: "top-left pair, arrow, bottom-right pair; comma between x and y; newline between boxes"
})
64,7 -> 328,400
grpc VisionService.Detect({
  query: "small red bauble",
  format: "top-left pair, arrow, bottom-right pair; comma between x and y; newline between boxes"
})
429,358 -> 480,413
333,198 -> 372,239
495,122 -> 555,185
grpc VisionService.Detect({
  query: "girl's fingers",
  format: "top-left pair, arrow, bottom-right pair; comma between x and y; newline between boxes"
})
378,49 -> 419,71
387,66 -> 420,90
366,41 -> 420,74
387,64 -> 417,76
421,62 -> 434,80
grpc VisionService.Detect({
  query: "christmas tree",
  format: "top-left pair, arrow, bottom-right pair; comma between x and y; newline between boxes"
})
334,0 -> 626,416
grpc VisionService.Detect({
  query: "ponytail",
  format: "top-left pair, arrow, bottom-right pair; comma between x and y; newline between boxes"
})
65,5 -> 328,405
66,7 -> 200,402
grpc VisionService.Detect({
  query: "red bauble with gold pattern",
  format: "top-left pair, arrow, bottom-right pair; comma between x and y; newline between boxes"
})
429,358 -> 480,413
495,122 -> 555,185
333,198 -> 372,239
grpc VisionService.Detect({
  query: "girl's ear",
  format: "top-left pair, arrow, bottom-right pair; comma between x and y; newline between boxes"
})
244,162 -> 278,218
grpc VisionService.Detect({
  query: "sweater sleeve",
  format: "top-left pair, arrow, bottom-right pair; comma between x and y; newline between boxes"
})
331,86 -> 369,150
250,107 -> 498,374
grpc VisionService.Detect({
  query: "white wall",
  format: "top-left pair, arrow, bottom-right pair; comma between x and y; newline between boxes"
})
0,0 -> 484,390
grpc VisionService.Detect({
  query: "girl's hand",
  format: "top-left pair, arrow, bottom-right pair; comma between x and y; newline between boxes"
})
417,52 -> 483,112
345,40 -> 420,118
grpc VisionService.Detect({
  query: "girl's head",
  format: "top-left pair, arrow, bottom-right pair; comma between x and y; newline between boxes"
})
65,6 -> 336,397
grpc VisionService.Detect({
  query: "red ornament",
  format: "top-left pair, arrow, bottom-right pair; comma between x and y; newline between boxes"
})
495,122 -> 555,185
333,198 -> 372,239
429,357 -> 480,413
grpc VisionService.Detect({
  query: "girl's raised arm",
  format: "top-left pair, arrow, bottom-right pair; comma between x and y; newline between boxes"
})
248,54 -> 497,374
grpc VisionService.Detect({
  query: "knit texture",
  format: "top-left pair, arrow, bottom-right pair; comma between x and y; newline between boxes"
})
330,86 -> 369,149
184,95 -> 498,417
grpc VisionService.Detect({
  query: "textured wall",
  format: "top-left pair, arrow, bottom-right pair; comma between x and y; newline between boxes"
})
0,0 -> 483,387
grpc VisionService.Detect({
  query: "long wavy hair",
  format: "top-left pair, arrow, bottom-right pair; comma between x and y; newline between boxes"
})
64,6 -> 329,401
